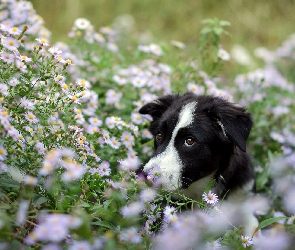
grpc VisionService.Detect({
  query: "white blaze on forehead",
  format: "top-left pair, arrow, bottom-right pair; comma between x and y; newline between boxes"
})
144,101 -> 197,190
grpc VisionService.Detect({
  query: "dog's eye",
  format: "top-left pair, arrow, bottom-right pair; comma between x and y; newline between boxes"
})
184,137 -> 195,146
155,133 -> 163,141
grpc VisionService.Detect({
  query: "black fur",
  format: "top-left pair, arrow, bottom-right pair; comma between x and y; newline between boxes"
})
139,92 -> 255,198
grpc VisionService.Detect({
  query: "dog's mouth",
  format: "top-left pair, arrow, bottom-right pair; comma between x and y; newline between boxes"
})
181,176 -> 194,189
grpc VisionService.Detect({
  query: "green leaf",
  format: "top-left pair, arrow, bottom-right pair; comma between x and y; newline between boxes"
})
33,196 -> 49,206
220,20 -> 231,26
201,27 -> 212,35
204,179 -> 216,193
253,216 -> 287,236
91,220 -> 114,230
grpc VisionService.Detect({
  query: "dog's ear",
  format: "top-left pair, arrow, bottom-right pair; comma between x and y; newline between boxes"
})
139,94 -> 178,120
208,98 -> 253,152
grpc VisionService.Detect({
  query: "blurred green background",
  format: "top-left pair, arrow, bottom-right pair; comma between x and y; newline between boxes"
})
31,0 -> 295,52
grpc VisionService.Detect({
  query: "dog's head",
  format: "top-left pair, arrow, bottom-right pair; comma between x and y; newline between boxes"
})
139,93 -> 253,195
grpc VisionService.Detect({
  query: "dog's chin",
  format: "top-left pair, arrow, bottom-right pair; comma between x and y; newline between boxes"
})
178,173 -> 216,201
158,173 -> 216,201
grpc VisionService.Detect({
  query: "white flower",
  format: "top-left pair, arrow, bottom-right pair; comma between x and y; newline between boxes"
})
0,144 -> 7,161
140,188 -> 157,203
205,238 -> 222,249
35,38 -> 50,47
163,206 -> 177,222
187,82 -> 205,95
48,47 -> 62,56
170,40 -> 186,49
240,235 -> 253,248
202,190 -> 219,205
119,227 -> 142,244
121,201 -> 144,217
25,112 -> 39,124
69,241 -> 92,250
0,83 -> 9,96
217,48 -> 230,61
24,175 -> 38,186
74,18 -> 91,30
16,200 -> 30,225
2,37 -> 19,51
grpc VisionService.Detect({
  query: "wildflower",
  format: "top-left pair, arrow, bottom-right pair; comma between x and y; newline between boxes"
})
187,82 -> 205,95
147,165 -> 162,184
25,112 -> 39,124
241,235 -> 253,248
9,77 -> 20,86
118,157 -> 140,171
35,38 -> 50,47
16,200 -> 30,225
119,227 -> 142,244
20,97 -> 35,110
270,131 -> 285,143
24,175 -> 38,186
0,144 -> 7,161
217,48 -> 230,61
202,190 -> 219,205
48,47 -> 62,56
20,55 -> 32,63
142,128 -> 153,139
283,188 -> 295,214
2,37 -> 20,51
253,230 -> 290,250
287,215 -> 295,225
273,211 -> 287,224
131,112 -> 144,125
131,76 -> 147,88
140,188 -> 157,203
16,60 -> 28,73
61,161 -> 85,182
113,75 -> 127,85
74,18 -> 91,30
0,83 -> 9,96
54,75 -> 65,83
0,162 -> 8,173
109,137 -> 121,149
107,42 -> 119,52
0,52 -> 14,63
205,238 -> 222,249
42,244 -> 61,250
149,43 -> 163,56
163,206 -> 178,223
68,241 -> 92,250
121,131 -> 135,147
105,89 -> 122,105
39,161 -> 55,176
98,161 -> 111,176
0,12 -> 9,23
121,201 -> 144,217
89,117 -> 102,127
170,40 -> 186,49
94,33 -> 105,43
76,78 -> 91,89
100,26 -> 115,35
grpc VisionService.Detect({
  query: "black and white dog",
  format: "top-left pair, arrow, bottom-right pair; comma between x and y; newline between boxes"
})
139,92 -> 258,235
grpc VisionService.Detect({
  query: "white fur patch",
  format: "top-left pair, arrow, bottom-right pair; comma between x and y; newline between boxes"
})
143,101 -> 197,190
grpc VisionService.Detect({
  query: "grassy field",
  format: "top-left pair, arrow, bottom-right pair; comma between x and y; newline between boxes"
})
31,0 -> 295,51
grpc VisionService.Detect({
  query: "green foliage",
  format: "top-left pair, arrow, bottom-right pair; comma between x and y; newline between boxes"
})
0,1 -> 295,249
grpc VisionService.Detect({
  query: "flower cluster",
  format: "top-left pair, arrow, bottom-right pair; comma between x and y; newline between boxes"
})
0,1 -> 295,249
